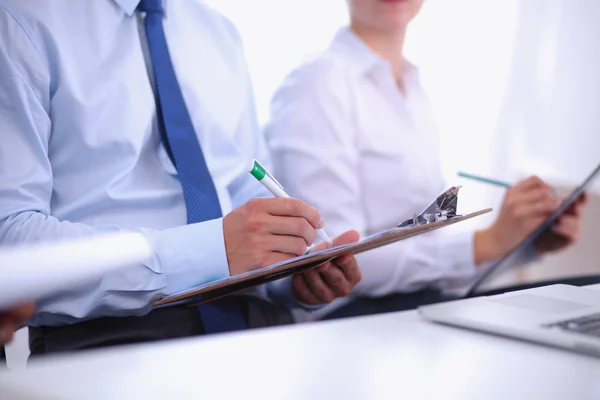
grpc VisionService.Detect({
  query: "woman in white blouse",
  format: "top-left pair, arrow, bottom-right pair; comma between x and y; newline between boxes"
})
265,0 -> 586,319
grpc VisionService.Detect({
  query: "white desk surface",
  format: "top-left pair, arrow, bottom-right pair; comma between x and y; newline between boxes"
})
3,286 -> 600,400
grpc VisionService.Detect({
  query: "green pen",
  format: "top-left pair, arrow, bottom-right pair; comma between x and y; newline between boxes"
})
249,160 -> 331,243
457,172 -> 512,188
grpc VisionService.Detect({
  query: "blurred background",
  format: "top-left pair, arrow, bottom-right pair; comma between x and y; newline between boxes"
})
6,0 -> 600,367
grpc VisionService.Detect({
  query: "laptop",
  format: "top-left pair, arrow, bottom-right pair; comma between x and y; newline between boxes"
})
419,162 -> 600,356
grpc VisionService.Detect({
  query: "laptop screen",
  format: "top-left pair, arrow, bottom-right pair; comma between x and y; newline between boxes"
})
466,162 -> 600,297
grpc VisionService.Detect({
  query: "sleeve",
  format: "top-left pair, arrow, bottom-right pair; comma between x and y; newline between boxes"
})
0,10 -> 230,323
264,58 -> 479,300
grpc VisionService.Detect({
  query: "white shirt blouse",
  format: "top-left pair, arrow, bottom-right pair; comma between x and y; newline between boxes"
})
265,27 -> 479,317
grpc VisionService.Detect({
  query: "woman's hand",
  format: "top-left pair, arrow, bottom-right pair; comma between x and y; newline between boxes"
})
534,193 -> 586,253
474,176 -> 578,265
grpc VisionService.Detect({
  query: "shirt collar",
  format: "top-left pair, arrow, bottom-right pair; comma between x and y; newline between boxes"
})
112,0 -> 141,16
329,26 -> 419,81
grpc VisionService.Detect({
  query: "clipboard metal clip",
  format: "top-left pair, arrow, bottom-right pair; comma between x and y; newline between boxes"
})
397,186 -> 463,228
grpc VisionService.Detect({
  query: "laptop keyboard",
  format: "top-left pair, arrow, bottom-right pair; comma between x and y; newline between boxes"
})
545,312 -> 600,338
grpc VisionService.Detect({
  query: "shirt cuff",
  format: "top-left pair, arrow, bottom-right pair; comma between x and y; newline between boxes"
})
267,276 -> 322,311
147,218 -> 231,295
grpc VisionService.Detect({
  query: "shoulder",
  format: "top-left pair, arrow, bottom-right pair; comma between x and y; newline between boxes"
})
178,1 -> 250,86
0,0 -> 52,42
0,0 -> 30,24
272,51 -> 356,111
284,51 -> 353,91
0,1 -> 50,94
184,1 -> 245,53
0,1 -> 38,48
266,51 -> 360,145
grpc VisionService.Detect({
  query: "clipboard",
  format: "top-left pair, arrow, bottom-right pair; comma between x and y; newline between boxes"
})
153,207 -> 492,308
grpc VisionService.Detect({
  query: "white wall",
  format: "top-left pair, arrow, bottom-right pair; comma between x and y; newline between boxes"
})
204,0 -> 348,125
492,0 -> 600,190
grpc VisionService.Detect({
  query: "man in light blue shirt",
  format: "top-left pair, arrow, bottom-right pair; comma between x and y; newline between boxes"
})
0,0 -> 362,354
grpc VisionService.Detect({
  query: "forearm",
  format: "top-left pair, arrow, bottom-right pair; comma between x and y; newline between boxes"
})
1,211 -> 230,325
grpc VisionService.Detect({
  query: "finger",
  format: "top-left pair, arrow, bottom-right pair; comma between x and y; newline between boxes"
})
292,274 -> 321,305
248,252 -> 297,270
0,316 -> 17,344
302,268 -> 335,303
0,303 -> 35,333
266,235 -> 309,257
316,255 -> 354,274
513,176 -> 550,191
331,230 -> 360,246
513,198 -> 557,219
313,230 -> 360,272
0,326 -> 15,345
316,260 -> 332,273
311,230 -> 360,255
263,215 -> 316,246
334,255 -> 362,285
573,202 -> 585,217
311,240 -> 333,255
523,216 -> 546,232
508,187 -> 554,205
565,196 -> 586,217
552,215 -> 581,241
263,198 -> 324,230
9,302 -> 35,321
563,203 -> 581,217
319,266 -> 352,297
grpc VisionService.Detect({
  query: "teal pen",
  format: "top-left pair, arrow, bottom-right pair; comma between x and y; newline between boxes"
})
458,171 -> 559,196
457,172 -> 512,188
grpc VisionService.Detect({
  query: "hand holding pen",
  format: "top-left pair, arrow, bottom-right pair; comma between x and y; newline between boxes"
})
250,160 -> 331,243
216,159 -> 361,305
459,172 -> 585,264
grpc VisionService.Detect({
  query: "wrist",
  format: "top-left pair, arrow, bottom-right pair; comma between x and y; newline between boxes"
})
474,227 -> 503,266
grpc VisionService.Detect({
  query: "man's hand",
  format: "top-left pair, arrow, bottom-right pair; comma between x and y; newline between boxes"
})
0,302 -> 35,345
475,176 -> 556,265
292,230 -> 362,305
535,194 -> 586,253
223,198 -> 324,275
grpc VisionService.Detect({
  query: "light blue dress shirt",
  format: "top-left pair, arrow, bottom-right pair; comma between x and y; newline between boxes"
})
0,0 -> 294,326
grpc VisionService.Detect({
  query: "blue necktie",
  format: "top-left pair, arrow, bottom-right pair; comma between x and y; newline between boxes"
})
138,0 -> 247,334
